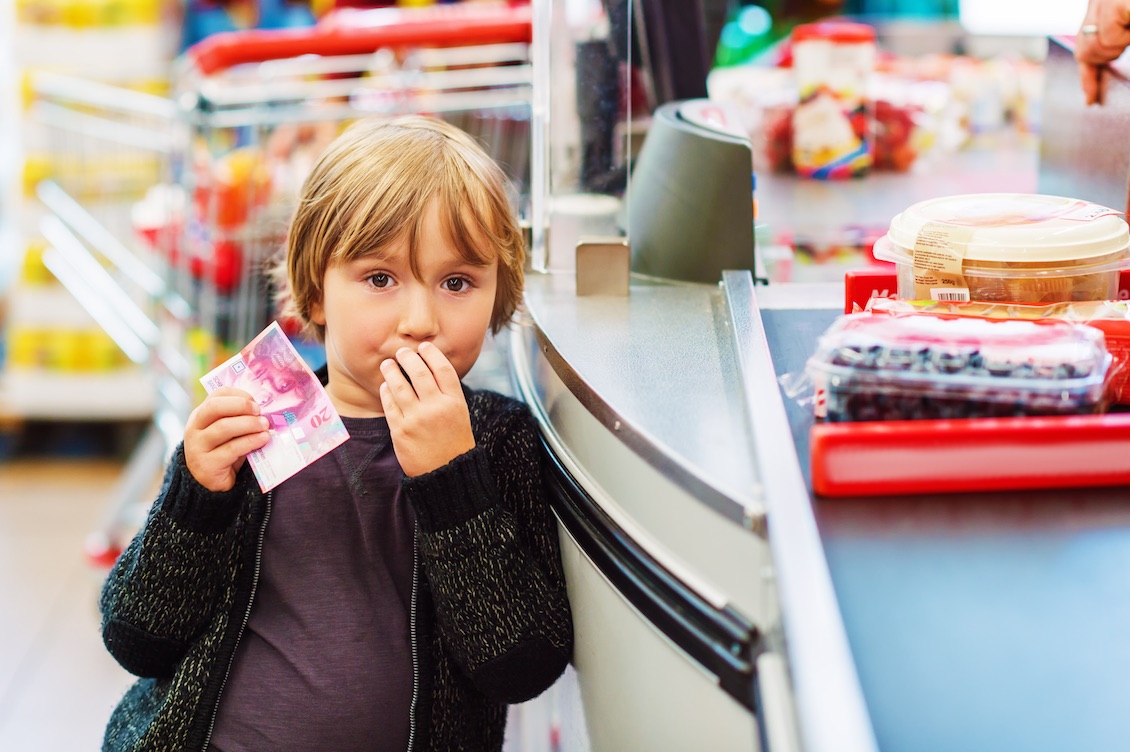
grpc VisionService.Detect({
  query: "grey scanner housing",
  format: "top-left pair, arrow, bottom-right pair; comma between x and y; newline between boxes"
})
627,99 -> 755,284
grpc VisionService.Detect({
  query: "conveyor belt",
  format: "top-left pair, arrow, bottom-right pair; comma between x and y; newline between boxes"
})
761,306 -> 1130,752
758,308 -> 839,486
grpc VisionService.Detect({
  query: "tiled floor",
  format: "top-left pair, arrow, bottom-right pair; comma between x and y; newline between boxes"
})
0,457 -> 137,750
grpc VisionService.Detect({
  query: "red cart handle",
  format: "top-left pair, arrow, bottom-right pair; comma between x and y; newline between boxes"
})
186,2 -> 533,77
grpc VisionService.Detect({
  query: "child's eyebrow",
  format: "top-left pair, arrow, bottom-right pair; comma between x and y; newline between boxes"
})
450,253 -> 496,267
345,251 -> 398,267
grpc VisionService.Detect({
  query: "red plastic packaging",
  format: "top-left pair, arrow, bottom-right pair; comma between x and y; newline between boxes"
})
809,271 -> 1130,497
811,413 -> 1130,497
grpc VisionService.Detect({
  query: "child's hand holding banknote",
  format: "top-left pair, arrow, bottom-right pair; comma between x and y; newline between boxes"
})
184,385 -> 272,493
189,322 -> 350,493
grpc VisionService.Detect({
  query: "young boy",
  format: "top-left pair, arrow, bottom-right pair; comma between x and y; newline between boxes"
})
100,116 -> 573,752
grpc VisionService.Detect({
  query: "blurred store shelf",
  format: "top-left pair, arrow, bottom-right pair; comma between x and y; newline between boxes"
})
0,371 -> 154,421
0,282 -> 155,420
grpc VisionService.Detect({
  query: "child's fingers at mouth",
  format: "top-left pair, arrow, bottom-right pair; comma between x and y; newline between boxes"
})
380,358 -> 413,395
395,348 -> 440,394
380,353 -> 410,378
417,341 -> 461,392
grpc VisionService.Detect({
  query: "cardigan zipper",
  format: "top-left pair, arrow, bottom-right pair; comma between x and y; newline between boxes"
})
201,490 -> 272,751
406,531 -> 421,752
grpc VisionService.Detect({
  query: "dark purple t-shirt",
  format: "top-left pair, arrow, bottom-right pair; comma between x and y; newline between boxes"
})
207,416 -> 415,752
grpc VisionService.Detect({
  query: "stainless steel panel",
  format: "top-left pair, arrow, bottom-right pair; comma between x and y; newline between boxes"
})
558,529 -> 760,752
521,271 -> 762,526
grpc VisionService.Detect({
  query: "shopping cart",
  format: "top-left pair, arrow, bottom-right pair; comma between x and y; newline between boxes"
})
29,1 -> 534,567
175,1 -> 533,355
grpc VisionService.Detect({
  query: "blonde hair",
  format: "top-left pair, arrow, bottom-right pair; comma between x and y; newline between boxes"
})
277,115 -> 525,341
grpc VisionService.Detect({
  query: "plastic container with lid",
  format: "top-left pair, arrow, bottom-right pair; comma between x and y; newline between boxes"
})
866,296 -> 1130,404
873,193 -> 1130,304
805,312 -> 1113,422
790,20 -> 876,179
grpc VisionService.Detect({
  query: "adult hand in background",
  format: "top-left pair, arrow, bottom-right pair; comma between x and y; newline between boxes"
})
1076,0 -> 1130,104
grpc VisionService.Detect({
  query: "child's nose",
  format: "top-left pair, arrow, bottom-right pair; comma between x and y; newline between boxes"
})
398,287 -> 440,341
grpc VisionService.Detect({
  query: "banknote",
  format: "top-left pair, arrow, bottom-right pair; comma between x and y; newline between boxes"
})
200,321 -> 350,492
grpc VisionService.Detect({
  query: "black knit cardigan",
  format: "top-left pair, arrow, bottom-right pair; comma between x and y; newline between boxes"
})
100,386 -> 573,752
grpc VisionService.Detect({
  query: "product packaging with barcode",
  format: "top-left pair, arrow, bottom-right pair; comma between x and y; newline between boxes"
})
871,193 -> 1130,304
805,312 -> 1113,422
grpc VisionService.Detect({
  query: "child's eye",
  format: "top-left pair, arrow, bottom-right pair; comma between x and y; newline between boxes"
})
366,273 -> 392,288
443,276 -> 471,293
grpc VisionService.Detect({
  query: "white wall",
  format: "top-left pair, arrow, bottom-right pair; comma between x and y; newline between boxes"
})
958,0 -> 1088,36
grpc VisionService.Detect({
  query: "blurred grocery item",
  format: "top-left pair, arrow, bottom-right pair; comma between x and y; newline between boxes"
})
871,97 -> 919,171
199,146 -> 273,229
790,20 -> 875,179
708,47 -> 1044,179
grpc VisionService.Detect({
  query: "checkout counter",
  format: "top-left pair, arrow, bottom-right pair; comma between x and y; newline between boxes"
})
513,16 -> 1130,752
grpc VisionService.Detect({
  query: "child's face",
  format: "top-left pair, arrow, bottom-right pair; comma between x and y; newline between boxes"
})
310,198 -> 498,417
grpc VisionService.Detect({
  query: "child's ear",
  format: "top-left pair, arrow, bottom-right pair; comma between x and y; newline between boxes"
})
310,299 -> 326,326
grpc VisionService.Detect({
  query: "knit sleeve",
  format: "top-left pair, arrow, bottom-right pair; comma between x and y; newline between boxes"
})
404,397 -> 573,703
99,444 -> 257,678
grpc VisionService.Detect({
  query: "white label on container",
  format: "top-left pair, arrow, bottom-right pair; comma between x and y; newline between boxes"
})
931,288 -> 971,302
913,222 -> 973,300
